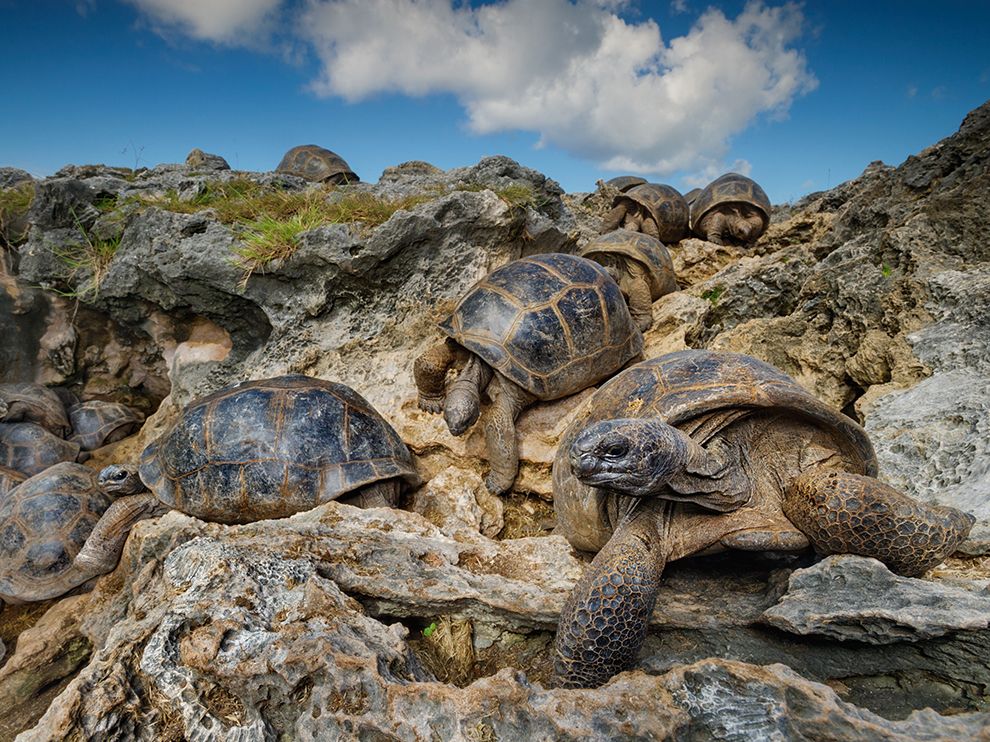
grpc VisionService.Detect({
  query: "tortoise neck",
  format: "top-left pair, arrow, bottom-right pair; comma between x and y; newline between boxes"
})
667,433 -> 751,512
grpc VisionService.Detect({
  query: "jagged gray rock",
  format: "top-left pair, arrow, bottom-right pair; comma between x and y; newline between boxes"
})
762,555 -> 990,643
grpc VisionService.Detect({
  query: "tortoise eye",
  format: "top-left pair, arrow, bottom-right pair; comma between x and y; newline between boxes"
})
605,443 -> 628,458
114,470 -> 127,480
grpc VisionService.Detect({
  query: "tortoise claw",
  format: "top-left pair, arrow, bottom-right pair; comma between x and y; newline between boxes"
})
417,395 -> 444,414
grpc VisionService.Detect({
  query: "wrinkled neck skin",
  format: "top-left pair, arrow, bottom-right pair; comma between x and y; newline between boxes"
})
570,418 -> 751,513
98,465 -> 147,497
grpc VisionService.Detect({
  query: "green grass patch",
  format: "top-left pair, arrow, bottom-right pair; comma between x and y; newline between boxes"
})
880,262 -> 893,277
701,285 -> 725,305
52,232 -> 122,298
0,181 -> 35,245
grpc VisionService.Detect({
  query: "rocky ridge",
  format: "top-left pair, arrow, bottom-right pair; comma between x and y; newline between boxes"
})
0,102 -> 988,739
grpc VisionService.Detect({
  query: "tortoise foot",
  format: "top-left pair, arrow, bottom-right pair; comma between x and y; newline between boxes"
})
417,394 -> 444,414
783,469 -> 975,577
484,470 -> 514,496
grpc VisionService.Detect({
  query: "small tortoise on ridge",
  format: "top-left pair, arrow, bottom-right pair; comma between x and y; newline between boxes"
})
0,422 -> 80,477
67,400 -> 144,451
578,230 -> 677,331
602,183 -> 690,244
604,176 -> 647,193
552,349 -> 975,688
0,383 -> 70,437
691,172 -> 771,246
276,145 -> 359,184
414,253 -> 643,495
0,375 -> 420,602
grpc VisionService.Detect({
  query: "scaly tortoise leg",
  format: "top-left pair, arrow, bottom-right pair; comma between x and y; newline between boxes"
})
341,479 -> 401,509
554,498 -> 673,688
414,339 -> 459,414
639,215 -> 661,240
623,272 -> 655,332
782,469 -> 975,577
443,354 -> 493,437
482,376 -> 534,495
697,211 -> 727,245
601,204 -> 627,233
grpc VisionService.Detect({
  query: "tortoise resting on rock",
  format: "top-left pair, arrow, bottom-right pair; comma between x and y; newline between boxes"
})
0,422 -> 81,477
414,253 -> 643,495
691,172 -> 771,246
602,183 -> 690,244
0,383 -> 70,437
0,375 -> 420,603
552,350 -> 975,688
276,145 -> 358,184
68,400 -> 144,451
579,230 -> 677,331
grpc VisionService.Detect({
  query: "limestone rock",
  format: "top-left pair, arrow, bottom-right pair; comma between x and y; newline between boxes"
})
762,555 -> 990,643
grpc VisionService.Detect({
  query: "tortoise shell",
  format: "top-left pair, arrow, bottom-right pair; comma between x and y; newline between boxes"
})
439,253 -> 643,401
0,462 -> 115,601
0,423 -> 81,477
0,383 -> 69,437
0,466 -> 26,501
683,188 -> 702,208
276,145 -> 358,184
68,401 -> 144,451
690,173 -> 771,234
553,350 -> 877,552
578,230 -> 677,300
605,176 -> 647,193
614,184 -> 689,243
139,375 -> 420,524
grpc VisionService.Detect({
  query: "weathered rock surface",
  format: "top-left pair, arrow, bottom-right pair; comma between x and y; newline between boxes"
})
763,555 -> 990,643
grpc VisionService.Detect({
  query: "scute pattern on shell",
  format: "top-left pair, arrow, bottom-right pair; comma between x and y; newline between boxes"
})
139,375 -> 419,524
579,230 -> 677,300
439,253 -> 643,400
0,465 -> 26,500
68,401 -> 144,451
275,145 -> 358,184
553,350 -> 877,552
0,463 -> 114,599
605,175 -> 647,192
615,183 -> 690,243
690,173 -> 771,233
0,383 -> 70,437
0,423 -> 81,477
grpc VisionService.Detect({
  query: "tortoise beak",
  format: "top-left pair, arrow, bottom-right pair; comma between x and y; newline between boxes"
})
569,449 -> 598,478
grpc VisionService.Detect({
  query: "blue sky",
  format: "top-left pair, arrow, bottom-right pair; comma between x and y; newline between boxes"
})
0,0 -> 987,203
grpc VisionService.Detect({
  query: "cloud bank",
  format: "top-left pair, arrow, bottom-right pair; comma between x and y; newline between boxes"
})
124,0 -> 817,176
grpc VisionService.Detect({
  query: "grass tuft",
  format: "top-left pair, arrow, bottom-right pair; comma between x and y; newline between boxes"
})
701,285 -> 725,305
53,232 -> 122,298
0,181 -> 35,245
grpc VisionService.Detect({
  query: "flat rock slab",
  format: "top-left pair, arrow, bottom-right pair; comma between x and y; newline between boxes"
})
762,555 -> 990,643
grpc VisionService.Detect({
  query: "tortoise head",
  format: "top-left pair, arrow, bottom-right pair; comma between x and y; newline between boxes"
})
727,204 -> 766,243
568,418 -> 690,497
98,465 -> 146,496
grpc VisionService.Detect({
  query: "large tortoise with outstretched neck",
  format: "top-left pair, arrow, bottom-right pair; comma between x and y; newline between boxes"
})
552,350 -> 975,688
0,375 -> 420,603
276,145 -> 359,184
414,253 -> 643,495
691,173 -> 771,246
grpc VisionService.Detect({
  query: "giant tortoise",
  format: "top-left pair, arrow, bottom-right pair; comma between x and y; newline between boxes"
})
579,230 -> 677,331
414,253 -> 643,495
691,173 -> 771,246
276,145 -> 358,184
552,350 -> 975,688
0,375 -> 420,602
602,183 -> 689,244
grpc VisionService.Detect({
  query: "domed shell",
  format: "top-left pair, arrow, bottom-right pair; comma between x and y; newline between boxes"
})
683,188 -> 702,208
0,423 -> 80,477
68,401 -> 144,451
276,145 -> 358,184
553,350 -> 877,552
0,383 -> 69,437
605,176 -> 647,193
0,462 -> 114,601
139,375 -> 419,524
578,230 -> 677,300
614,184 -> 690,243
690,173 -> 771,233
439,253 -> 643,401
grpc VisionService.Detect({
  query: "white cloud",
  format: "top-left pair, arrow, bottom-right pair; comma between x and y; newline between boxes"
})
299,0 -> 816,178
124,0 -> 283,43
670,0 -> 689,14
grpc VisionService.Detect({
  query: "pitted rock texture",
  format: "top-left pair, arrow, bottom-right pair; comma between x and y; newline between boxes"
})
762,555 -> 990,643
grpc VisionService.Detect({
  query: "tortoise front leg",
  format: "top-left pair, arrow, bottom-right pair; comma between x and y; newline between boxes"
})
622,272 -> 654,332
554,499 -> 673,688
783,469 -> 975,577
601,204 -> 627,233
414,339 -> 459,414
482,376 -> 535,495
443,354 -> 494,436
639,215 -> 661,240
696,211 -> 727,245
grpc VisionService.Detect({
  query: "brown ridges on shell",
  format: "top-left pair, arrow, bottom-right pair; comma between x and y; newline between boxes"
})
68,401 -> 144,451
0,423 -> 81,478
0,384 -> 69,437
